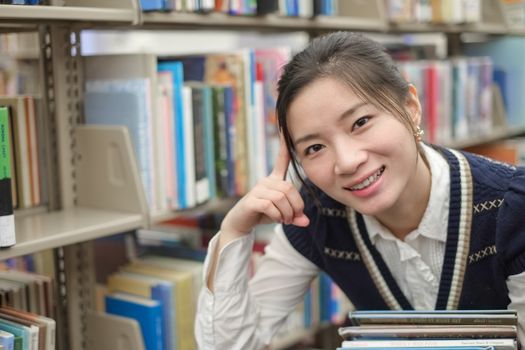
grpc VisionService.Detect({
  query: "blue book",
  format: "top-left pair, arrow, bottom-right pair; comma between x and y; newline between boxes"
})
223,86 -> 236,197
84,79 -> 154,208
140,0 -> 166,11
105,292 -> 164,350
0,319 -> 30,350
179,56 -> 206,82
157,61 -> 188,208
0,330 -> 14,350
114,271 -> 177,350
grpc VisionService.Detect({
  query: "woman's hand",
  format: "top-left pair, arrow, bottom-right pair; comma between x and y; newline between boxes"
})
220,137 -> 310,240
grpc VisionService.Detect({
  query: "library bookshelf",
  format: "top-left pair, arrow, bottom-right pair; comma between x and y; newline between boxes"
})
1,0 -> 525,349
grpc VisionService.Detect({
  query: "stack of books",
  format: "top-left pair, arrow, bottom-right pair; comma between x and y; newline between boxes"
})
337,310 -> 519,350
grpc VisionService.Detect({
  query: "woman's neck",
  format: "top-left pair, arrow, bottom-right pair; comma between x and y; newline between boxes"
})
375,151 -> 432,241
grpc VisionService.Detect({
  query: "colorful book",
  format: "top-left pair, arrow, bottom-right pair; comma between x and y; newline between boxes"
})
0,330 -> 14,350
0,318 -> 32,350
0,106 -> 15,247
157,60 -> 189,208
1,306 -> 55,350
106,271 -> 175,350
105,292 -> 164,350
121,262 -> 194,350
347,309 -> 518,326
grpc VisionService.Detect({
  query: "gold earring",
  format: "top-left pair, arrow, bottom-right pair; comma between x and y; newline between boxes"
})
414,126 -> 424,142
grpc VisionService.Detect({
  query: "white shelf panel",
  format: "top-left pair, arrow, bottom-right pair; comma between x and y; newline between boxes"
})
0,4 -> 135,23
4,207 -> 144,260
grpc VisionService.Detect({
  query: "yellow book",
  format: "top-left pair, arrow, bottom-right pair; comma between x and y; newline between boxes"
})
122,262 -> 195,350
137,256 -> 203,310
107,271 -> 176,350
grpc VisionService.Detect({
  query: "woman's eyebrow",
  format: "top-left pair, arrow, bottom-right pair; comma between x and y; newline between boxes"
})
338,102 -> 367,122
293,102 -> 367,146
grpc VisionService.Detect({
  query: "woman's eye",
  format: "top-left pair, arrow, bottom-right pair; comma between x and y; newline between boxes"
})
352,116 -> 370,130
304,144 -> 324,155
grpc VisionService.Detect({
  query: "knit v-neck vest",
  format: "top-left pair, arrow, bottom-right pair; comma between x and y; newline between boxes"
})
283,147 -> 525,310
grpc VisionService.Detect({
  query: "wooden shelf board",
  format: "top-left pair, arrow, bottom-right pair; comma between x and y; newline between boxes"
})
0,4 -> 135,23
4,207 -> 144,260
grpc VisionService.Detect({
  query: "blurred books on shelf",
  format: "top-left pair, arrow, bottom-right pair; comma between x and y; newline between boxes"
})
386,0 -> 482,24
0,96 -> 47,212
337,309 -> 519,350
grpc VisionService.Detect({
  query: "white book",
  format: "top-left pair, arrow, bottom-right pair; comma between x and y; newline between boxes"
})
182,86 -> 196,208
0,330 -> 14,350
157,71 -> 178,210
341,338 -> 517,349
253,77 -> 267,182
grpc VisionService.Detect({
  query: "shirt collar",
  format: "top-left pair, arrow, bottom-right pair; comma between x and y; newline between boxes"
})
363,143 -> 450,244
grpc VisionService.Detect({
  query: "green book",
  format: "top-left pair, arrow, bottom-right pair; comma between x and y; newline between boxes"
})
14,336 -> 21,350
0,106 -> 15,247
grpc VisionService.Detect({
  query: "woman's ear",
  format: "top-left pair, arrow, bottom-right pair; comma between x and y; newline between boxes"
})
406,84 -> 422,127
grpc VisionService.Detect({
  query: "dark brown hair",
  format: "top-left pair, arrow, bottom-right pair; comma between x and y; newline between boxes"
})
276,31 -> 420,191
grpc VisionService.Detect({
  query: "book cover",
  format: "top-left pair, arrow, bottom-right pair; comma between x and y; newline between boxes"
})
156,70 -> 178,210
205,52 -> 249,195
105,292 -> 164,350
22,96 -> 39,207
0,306 -> 55,350
0,106 -> 15,247
188,82 -> 217,200
185,83 -> 210,205
157,60 -> 189,209
338,324 -> 517,340
0,97 -> 30,209
106,272 -> 175,350
121,262 -> 194,350
0,311 -> 44,350
340,338 -> 516,349
0,318 -> 32,350
210,85 -> 227,197
0,329 -> 14,350
347,309 -> 518,326
182,85 -> 196,207
254,47 -> 291,173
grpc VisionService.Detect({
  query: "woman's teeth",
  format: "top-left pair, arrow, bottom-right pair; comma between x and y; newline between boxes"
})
350,166 -> 385,191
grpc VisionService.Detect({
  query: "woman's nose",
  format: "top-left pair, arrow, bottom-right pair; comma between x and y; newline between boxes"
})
333,139 -> 366,175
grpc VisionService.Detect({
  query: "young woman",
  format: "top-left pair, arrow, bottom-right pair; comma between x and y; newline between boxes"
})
195,32 -> 525,349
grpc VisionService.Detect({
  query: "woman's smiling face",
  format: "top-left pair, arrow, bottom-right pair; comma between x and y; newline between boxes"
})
288,77 -> 424,217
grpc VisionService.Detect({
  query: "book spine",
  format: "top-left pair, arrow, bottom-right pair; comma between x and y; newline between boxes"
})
349,316 -> 518,326
0,107 -> 15,247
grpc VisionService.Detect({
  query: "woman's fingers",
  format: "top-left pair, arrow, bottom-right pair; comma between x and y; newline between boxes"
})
228,133 -> 309,232
269,135 -> 291,180
252,186 -> 295,224
263,135 -> 309,226
258,177 -> 304,218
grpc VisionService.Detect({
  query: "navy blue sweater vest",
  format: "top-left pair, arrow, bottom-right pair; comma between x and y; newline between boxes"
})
283,147 -> 525,311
